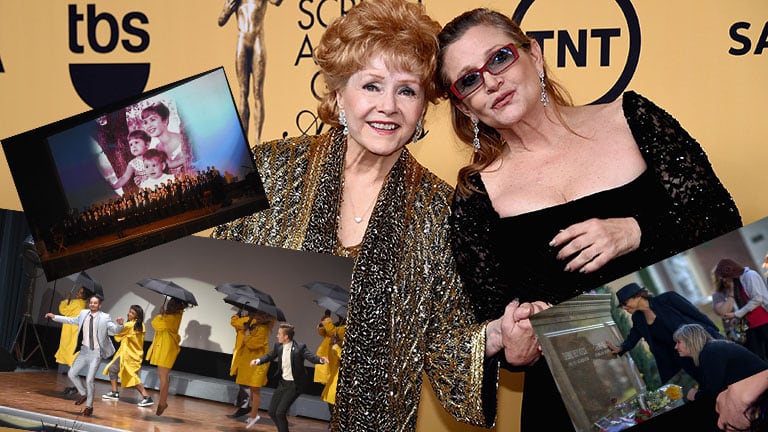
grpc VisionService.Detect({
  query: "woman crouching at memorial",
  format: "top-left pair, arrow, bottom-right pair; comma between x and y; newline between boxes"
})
673,323 -> 768,402
606,283 -> 724,386
212,0 -> 545,430
605,284 -> 727,430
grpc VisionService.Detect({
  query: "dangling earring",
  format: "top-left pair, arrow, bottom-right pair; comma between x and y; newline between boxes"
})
539,71 -> 549,107
471,116 -> 481,152
412,117 -> 423,143
339,109 -> 349,136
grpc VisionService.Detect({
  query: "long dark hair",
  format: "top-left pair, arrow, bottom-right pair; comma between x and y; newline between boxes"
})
246,311 -> 275,331
165,297 -> 190,315
131,304 -> 145,333
436,8 -> 573,197
714,258 -> 748,305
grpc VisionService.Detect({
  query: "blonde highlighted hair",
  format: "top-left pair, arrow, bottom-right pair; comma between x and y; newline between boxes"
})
672,323 -> 718,366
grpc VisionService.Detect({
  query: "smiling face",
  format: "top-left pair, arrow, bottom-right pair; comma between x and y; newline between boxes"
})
441,24 -> 543,130
127,307 -> 137,322
88,296 -> 101,313
336,54 -> 426,158
142,112 -> 168,137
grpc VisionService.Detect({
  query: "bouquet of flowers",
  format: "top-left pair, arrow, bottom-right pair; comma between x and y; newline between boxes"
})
644,389 -> 671,412
633,408 -> 653,423
660,384 -> 683,401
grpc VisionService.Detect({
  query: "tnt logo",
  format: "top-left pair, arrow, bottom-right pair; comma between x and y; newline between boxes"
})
68,4 -> 151,108
512,0 -> 640,104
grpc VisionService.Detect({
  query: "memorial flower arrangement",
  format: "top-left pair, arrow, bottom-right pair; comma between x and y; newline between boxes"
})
644,388 -> 672,412
633,408 -> 653,423
661,384 -> 683,401
596,385 -> 684,431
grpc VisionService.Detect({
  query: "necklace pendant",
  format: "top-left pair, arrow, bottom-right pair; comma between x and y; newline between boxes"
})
353,216 -> 363,223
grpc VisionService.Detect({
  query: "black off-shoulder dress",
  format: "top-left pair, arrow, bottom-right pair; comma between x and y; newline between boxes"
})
450,91 -> 742,431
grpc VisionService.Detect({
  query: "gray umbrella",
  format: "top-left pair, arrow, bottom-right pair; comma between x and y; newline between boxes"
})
303,281 -> 349,302
137,278 -> 198,306
214,283 -> 275,305
65,271 -> 104,298
223,294 -> 286,321
313,296 -> 348,319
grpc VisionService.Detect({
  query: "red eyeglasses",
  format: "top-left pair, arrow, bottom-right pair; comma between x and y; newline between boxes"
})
450,43 -> 521,100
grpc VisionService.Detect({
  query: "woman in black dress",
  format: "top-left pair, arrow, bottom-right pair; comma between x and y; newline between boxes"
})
436,7 -> 742,431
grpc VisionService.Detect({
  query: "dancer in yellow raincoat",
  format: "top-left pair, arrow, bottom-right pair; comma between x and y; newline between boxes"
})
146,297 -> 189,416
102,305 -> 153,407
233,310 -> 274,429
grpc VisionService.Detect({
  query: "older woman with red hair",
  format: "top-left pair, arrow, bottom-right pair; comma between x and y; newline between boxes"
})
212,1 -> 543,430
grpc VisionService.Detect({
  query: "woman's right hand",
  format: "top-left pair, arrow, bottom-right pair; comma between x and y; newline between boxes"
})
605,340 -> 622,355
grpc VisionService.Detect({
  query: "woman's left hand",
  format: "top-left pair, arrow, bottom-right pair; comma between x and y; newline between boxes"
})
686,388 -> 698,401
494,301 -> 549,366
550,217 -> 641,273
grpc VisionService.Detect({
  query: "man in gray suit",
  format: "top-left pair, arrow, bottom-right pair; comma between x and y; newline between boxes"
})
46,295 -> 123,416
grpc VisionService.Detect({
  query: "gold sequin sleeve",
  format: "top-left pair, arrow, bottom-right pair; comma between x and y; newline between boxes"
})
211,131 -> 495,430
418,182 -> 493,427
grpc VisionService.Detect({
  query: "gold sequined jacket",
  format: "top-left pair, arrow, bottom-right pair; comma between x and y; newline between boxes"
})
212,129 -> 492,431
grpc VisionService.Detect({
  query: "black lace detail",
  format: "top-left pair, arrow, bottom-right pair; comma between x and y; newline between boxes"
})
625,90 -> 742,258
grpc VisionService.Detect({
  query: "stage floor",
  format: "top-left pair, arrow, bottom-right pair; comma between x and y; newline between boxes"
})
0,370 -> 329,432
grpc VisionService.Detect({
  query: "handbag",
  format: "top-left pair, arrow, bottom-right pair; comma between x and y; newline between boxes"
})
725,317 -> 748,344
726,279 -> 750,344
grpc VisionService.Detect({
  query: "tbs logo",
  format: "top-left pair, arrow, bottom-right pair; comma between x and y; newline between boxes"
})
68,4 -> 151,108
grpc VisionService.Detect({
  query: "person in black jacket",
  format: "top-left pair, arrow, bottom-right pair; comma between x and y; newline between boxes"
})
605,282 -> 723,384
251,323 -> 327,432
673,323 -> 768,401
